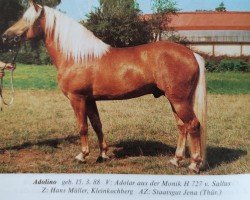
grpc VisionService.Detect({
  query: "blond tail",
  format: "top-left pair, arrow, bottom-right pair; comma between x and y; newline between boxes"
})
193,53 -> 207,167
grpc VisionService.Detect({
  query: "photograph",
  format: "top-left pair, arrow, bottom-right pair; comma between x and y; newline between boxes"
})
0,0 -> 249,178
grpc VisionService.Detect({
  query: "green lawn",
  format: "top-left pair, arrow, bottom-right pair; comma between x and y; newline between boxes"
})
3,64 -> 57,90
207,72 -> 250,94
2,64 -> 250,94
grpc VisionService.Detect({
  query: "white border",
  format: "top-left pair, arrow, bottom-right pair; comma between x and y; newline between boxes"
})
0,174 -> 249,200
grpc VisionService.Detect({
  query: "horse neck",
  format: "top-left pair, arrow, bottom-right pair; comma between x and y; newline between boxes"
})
40,19 -> 73,71
43,35 -> 71,70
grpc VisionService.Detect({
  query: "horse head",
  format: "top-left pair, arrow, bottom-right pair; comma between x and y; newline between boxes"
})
2,0 -> 44,45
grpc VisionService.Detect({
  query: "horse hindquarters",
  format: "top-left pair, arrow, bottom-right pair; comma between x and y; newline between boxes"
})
158,52 -> 207,173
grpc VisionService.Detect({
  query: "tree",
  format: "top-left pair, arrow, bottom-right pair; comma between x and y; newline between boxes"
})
0,0 -> 60,62
36,0 -> 61,7
151,0 -> 179,41
84,0 -> 153,47
21,0 -> 61,8
0,0 -> 24,35
0,0 -> 61,33
215,2 -> 226,12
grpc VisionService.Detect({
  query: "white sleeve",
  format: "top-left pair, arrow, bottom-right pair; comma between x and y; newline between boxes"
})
0,61 -> 6,68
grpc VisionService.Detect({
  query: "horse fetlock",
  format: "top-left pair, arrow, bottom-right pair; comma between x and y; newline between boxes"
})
96,152 -> 110,163
75,147 -> 90,163
100,143 -> 108,152
75,152 -> 87,163
191,152 -> 202,161
169,156 -> 183,167
82,146 -> 90,156
188,162 -> 202,174
188,154 -> 203,173
176,148 -> 186,158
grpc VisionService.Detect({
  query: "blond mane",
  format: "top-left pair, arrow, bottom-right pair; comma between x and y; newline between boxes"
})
23,6 -> 110,63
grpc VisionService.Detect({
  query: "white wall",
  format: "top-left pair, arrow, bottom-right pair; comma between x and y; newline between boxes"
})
188,45 -> 213,55
189,44 -> 250,56
214,45 -> 241,56
242,45 -> 250,56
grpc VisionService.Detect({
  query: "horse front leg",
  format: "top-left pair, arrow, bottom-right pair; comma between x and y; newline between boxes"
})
86,99 -> 109,162
69,94 -> 89,163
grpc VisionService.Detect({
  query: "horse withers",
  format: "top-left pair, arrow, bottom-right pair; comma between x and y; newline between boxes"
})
2,0 -> 207,173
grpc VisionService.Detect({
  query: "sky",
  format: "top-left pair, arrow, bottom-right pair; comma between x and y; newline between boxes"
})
57,0 -> 250,20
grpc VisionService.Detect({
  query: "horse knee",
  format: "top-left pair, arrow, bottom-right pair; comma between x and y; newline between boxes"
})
186,118 -> 200,137
79,126 -> 88,136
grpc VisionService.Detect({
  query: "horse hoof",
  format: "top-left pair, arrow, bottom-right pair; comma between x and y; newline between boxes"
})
169,157 -> 180,167
75,153 -> 87,163
96,155 -> 110,163
188,163 -> 200,174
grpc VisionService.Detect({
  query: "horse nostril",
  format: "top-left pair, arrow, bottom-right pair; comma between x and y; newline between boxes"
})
2,34 -> 7,42
14,35 -> 21,43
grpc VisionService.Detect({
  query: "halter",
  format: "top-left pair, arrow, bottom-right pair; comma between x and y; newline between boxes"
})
0,44 -> 20,111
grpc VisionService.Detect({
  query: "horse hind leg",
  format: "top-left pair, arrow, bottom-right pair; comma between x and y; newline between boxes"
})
169,111 -> 187,167
86,99 -> 109,162
170,100 -> 203,173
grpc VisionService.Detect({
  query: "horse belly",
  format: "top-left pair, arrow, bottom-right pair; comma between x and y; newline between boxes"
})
92,65 -> 154,100
93,84 -> 156,100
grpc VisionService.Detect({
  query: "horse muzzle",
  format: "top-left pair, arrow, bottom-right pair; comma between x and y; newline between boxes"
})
2,33 -> 22,45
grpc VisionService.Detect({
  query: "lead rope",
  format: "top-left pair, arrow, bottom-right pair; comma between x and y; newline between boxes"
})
0,46 -> 19,111
0,68 -> 15,111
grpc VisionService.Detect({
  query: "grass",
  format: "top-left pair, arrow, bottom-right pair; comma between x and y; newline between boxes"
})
0,64 -> 249,174
3,64 -> 57,90
207,72 -> 250,94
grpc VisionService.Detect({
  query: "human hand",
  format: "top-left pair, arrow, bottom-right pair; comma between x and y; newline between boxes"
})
0,71 -> 4,78
5,63 -> 16,71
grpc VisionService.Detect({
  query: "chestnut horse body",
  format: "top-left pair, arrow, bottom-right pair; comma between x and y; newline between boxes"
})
3,1 -> 207,173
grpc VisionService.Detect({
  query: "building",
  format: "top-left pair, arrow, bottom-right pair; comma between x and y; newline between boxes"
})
162,12 -> 250,56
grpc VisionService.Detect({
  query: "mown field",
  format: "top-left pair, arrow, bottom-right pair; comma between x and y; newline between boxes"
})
0,65 -> 249,174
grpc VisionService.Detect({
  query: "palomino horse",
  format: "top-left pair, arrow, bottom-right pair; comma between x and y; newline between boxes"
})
2,1 -> 207,173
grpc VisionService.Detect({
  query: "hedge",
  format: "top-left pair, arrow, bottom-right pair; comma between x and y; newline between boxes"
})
205,58 -> 249,72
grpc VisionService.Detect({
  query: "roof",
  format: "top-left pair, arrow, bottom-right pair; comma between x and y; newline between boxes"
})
144,12 -> 250,31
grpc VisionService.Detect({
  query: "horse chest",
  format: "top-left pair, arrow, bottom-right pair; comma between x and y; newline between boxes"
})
57,68 -> 94,95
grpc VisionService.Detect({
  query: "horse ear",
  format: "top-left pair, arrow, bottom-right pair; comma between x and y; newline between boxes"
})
29,0 -> 42,12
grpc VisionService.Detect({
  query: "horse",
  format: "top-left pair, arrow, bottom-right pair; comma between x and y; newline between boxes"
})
2,0 -> 207,173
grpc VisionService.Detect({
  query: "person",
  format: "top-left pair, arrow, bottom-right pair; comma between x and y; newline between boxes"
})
0,61 -> 15,78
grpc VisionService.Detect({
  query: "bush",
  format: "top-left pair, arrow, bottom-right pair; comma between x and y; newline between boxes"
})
205,60 -> 218,72
217,59 -> 249,72
205,58 -> 250,72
